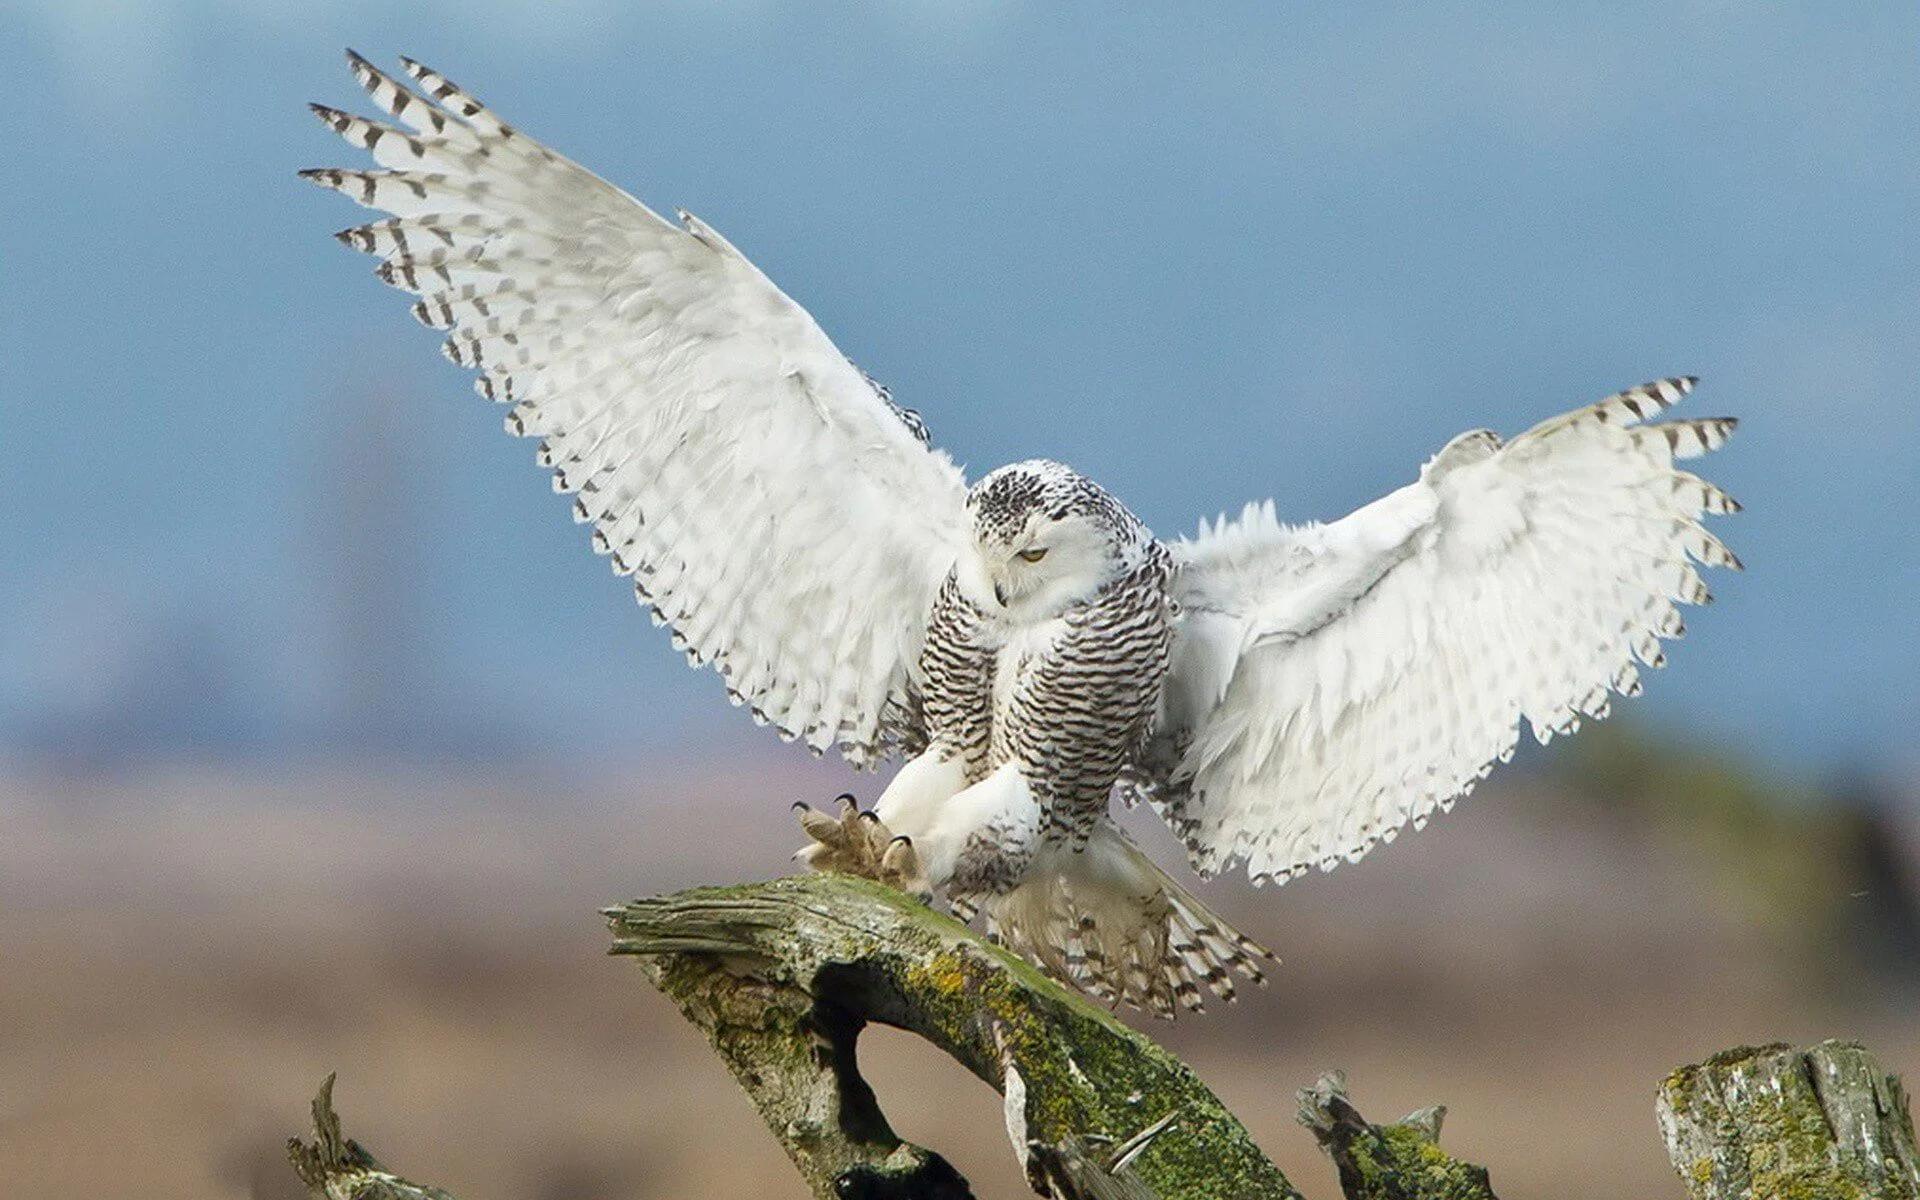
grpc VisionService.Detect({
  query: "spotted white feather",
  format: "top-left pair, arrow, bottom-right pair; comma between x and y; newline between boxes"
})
1161,377 -> 1740,884
306,51 -> 968,763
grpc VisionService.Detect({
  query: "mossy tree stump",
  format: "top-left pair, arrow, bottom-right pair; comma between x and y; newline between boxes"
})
1657,1040 -> 1920,1200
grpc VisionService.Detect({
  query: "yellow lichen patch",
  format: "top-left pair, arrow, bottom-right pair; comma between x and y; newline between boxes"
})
914,951 -> 970,998
1690,1155 -> 1714,1191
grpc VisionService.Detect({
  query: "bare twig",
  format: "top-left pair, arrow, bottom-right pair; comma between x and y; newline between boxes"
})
287,1075 -> 458,1200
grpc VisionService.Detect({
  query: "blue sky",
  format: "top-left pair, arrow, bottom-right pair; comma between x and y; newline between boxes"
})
2,2 -> 1915,778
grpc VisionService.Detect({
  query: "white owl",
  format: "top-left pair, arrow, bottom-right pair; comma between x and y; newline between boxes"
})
307,54 -> 1740,1016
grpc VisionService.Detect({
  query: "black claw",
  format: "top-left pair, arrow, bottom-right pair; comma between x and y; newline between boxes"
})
791,800 -> 812,813
834,792 -> 857,803
890,835 -> 912,846
857,811 -> 882,824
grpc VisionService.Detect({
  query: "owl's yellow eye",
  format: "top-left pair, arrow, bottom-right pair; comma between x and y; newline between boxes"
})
1017,547 -> 1049,563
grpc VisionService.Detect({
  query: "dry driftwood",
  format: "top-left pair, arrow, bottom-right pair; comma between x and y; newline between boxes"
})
288,874 -> 1916,1200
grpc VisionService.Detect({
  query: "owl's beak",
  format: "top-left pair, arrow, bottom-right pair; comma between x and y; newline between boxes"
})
992,580 -> 1008,607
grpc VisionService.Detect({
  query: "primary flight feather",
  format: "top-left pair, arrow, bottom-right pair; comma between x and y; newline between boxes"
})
306,52 -> 1740,1017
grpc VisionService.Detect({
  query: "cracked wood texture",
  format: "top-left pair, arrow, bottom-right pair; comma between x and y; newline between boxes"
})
1657,1040 -> 1920,1200
604,874 -> 1302,1200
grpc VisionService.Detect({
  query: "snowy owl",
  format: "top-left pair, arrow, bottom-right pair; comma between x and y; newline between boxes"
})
305,53 -> 1740,1016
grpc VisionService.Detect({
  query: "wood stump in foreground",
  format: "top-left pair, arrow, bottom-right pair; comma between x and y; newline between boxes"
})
1658,1039 -> 1920,1200
288,874 -> 1917,1200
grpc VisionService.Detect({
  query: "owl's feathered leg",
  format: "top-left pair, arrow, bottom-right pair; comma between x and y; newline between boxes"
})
871,749 -> 973,858
793,794 -> 932,901
884,760 -> 1046,898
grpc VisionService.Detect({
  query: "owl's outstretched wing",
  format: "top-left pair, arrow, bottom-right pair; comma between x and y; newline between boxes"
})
304,52 -> 969,763
1154,378 -> 1739,883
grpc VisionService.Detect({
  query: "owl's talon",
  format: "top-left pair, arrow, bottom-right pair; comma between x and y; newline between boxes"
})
794,801 -> 845,848
791,799 -> 928,902
880,835 -> 931,901
859,812 -> 894,861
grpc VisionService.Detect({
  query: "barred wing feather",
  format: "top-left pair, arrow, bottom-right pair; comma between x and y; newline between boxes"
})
305,52 -> 969,763
1162,378 -> 1739,883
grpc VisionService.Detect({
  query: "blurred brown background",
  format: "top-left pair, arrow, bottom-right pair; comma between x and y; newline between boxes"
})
4,731 -> 1916,1199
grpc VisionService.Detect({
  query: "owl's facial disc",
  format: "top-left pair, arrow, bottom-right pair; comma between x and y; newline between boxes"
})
962,459 -> 1139,619
978,510 -> 1116,617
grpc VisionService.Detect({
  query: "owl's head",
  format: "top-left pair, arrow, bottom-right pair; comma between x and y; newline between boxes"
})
961,460 -> 1150,620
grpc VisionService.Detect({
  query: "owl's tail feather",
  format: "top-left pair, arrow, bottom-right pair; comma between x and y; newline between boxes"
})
980,824 -> 1274,1018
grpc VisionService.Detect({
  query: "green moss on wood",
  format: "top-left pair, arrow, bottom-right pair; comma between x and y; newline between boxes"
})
1296,1072 -> 1498,1200
1657,1040 -> 1920,1200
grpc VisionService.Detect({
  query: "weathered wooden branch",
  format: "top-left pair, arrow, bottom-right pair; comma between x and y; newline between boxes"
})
1657,1039 -> 1920,1200
287,874 -> 1918,1200
603,873 -> 1303,1199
